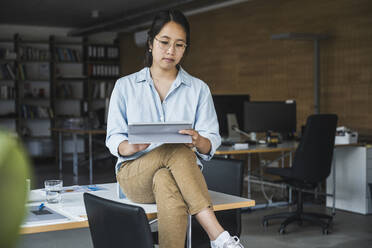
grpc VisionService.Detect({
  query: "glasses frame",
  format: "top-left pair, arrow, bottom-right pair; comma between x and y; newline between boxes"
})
154,37 -> 187,52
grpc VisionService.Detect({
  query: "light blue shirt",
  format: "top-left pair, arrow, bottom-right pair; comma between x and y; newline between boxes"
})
106,67 -> 221,171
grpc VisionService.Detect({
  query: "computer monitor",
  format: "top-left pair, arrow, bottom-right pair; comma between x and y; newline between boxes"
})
212,94 -> 250,138
243,101 -> 296,134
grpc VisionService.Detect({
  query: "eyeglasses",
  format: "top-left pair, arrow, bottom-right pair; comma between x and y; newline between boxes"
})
154,37 -> 187,52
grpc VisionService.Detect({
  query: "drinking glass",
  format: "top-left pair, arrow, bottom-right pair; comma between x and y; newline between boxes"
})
44,179 -> 63,203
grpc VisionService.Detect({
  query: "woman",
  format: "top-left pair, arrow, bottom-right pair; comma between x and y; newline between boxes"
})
106,9 -> 244,248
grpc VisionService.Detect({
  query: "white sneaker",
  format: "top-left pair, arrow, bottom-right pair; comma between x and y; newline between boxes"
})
222,236 -> 244,248
211,231 -> 244,248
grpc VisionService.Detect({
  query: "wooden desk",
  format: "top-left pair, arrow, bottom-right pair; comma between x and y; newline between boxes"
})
21,183 -> 255,235
50,128 -> 106,184
215,141 -> 297,155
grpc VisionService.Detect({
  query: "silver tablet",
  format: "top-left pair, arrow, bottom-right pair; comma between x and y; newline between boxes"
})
128,122 -> 192,144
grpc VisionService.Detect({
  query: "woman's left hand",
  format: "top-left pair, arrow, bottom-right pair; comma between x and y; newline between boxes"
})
178,129 -> 201,148
178,129 -> 211,154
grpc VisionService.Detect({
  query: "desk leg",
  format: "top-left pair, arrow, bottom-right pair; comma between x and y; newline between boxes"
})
288,151 -> 293,204
247,154 -> 251,199
281,151 -> 284,196
186,214 -> 192,248
332,154 -> 336,216
59,133 -> 63,172
89,133 -> 93,185
73,133 -> 78,184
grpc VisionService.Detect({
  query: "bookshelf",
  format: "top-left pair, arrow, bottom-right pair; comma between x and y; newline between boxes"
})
50,36 -> 86,159
15,34 -> 54,157
0,34 -> 120,158
51,36 -> 85,124
0,37 -> 17,134
84,40 -> 119,123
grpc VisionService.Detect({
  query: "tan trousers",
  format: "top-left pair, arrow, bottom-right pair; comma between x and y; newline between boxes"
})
116,144 -> 212,248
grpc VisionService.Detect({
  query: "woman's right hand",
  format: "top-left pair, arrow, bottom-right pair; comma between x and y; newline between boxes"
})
130,144 -> 150,154
118,141 -> 150,156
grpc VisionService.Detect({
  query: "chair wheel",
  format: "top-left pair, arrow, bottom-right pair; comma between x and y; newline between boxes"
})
279,228 -> 286,235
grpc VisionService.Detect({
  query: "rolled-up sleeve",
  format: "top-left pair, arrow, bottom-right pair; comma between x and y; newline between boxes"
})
106,79 -> 128,158
194,85 -> 221,161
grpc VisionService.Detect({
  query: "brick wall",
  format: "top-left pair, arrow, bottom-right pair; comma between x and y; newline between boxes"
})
119,0 -> 372,137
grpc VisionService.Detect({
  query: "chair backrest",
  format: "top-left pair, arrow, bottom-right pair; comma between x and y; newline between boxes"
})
292,114 -> 338,184
200,158 -> 244,238
201,158 -> 244,197
84,193 -> 154,248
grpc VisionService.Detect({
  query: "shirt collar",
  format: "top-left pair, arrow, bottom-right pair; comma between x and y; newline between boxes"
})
135,67 -> 191,87
134,67 -> 148,83
178,67 -> 192,87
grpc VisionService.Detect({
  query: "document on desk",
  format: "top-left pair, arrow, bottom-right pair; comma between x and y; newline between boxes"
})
62,185 -> 106,193
24,206 -> 69,225
128,122 -> 192,144
59,205 -> 88,220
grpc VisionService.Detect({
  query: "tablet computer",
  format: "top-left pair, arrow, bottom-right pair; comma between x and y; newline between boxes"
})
128,122 -> 192,144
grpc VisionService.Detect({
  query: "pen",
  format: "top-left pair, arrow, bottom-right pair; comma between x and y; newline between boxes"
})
38,203 -> 45,211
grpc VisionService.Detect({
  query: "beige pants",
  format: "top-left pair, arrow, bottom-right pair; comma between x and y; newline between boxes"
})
116,144 -> 212,248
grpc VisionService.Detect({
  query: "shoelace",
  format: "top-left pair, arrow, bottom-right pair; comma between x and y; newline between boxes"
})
223,236 -> 244,248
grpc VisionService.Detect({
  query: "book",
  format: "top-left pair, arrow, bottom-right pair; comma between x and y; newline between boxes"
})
6,63 -> 15,79
39,64 -> 49,80
99,81 -> 106,99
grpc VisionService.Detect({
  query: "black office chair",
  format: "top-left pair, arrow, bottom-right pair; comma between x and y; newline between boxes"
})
262,114 -> 338,235
190,158 -> 244,248
83,193 -> 154,248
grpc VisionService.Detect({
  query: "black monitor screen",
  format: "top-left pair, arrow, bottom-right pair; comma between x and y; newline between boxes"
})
243,101 -> 296,133
212,94 -> 250,137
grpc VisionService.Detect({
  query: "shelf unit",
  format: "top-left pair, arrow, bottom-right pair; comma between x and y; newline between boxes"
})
15,34 -> 53,156
0,34 -> 120,157
50,36 -> 86,159
0,36 -> 18,134
83,39 -> 120,122
51,35 -> 85,125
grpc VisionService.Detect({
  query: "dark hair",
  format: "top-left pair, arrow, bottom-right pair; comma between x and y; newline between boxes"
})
144,9 -> 190,67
